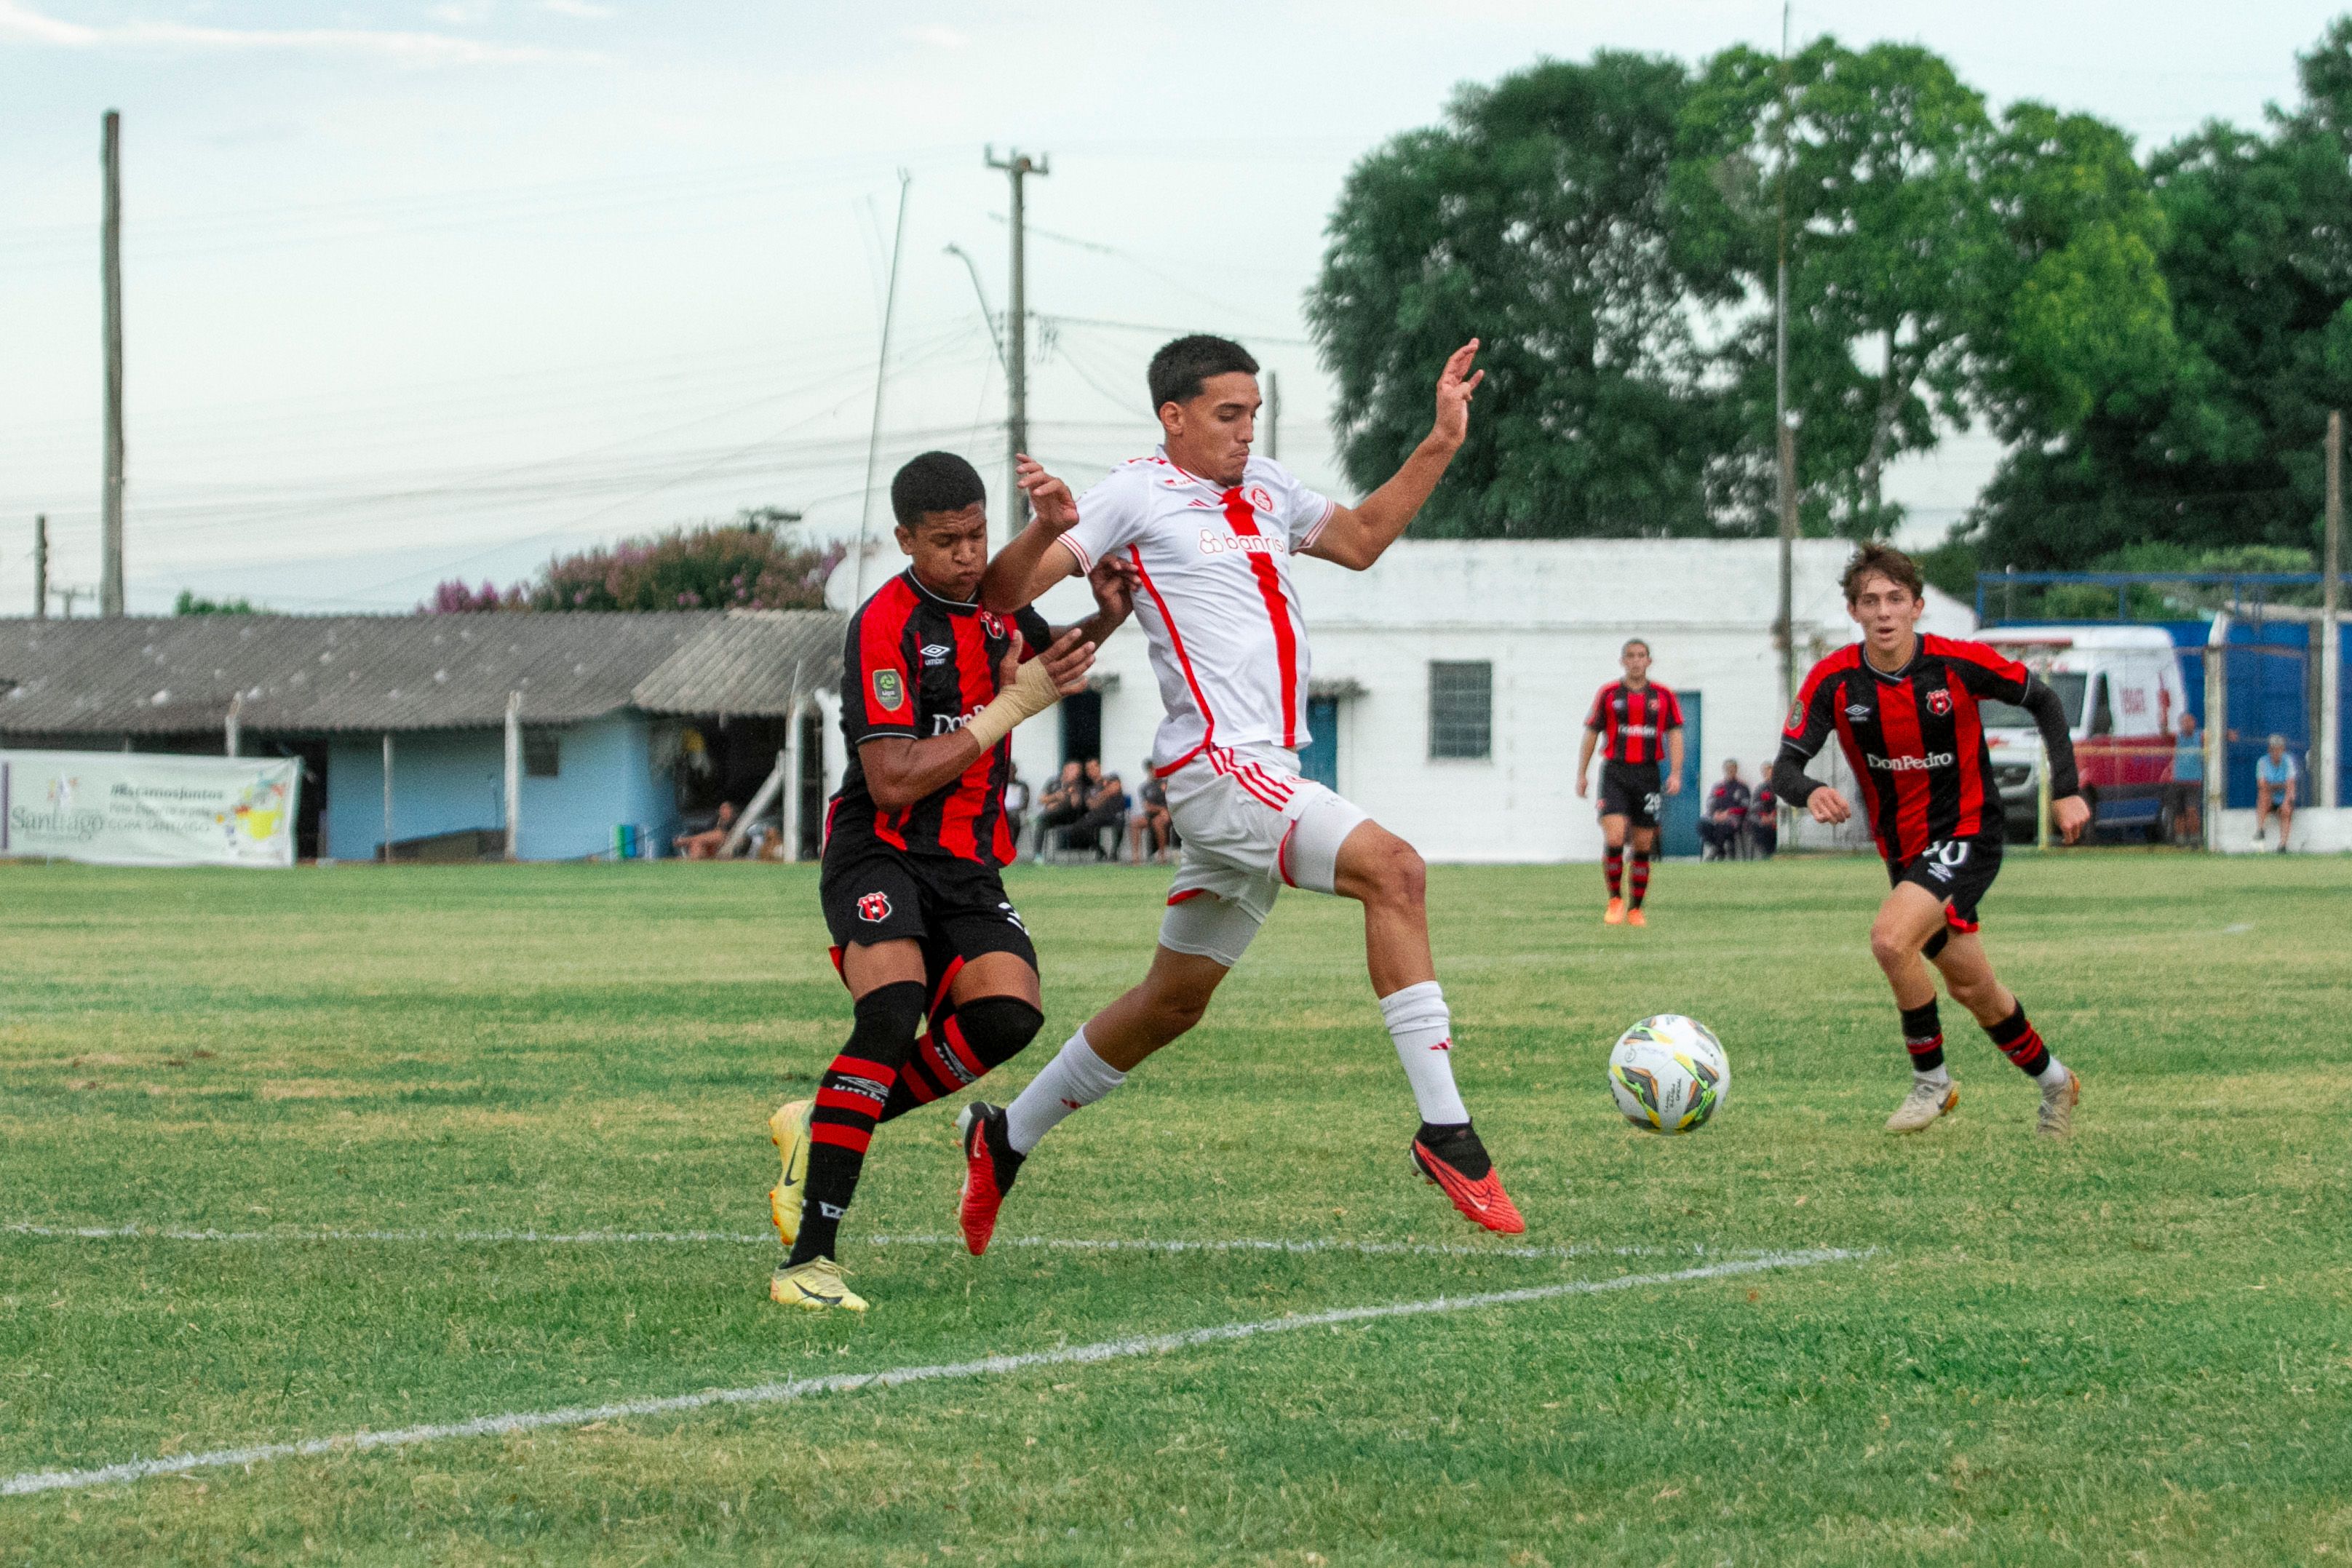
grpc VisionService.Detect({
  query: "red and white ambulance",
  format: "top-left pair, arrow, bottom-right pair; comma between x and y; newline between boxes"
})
1974,625 -> 2192,840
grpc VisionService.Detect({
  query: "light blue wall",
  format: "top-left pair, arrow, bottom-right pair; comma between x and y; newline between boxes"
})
324,711 -> 678,861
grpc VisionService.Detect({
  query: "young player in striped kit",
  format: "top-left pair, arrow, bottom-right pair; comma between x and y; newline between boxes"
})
1576,640 -> 1685,926
962,335 -> 1525,1245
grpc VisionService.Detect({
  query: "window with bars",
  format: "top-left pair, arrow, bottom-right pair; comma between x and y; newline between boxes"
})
1427,661 -> 1492,760
523,730 -> 562,778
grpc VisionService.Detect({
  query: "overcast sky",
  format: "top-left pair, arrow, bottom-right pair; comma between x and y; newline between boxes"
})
0,1 -> 2330,615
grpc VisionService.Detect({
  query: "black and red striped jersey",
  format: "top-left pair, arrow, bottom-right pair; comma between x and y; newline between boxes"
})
1776,634 -> 2032,863
1585,681 -> 1685,765
830,569 -> 1051,867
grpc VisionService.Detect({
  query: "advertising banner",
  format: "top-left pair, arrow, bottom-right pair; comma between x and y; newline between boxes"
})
0,750 -> 300,869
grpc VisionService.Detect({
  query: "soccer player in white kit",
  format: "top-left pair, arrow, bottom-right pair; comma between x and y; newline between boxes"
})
956,333 -> 1524,1243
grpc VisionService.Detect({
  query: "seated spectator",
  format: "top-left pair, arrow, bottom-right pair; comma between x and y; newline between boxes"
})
672,800 -> 736,861
2168,713 -> 2204,845
1131,765 -> 1174,864
2254,733 -> 2299,852
1698,760 -> 1751,860
1749,781 -> 1778,857
1034,760 -> 1086,856
1073,760 -> 1129,859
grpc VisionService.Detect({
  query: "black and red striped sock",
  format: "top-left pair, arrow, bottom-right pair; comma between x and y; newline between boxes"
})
1605,848 -> 1624,899
1983,1002 -> 2052,1078
1900,999 -> 1947,1078
878,996 -> 1044,1123
790,980 -> 925,1267
1629,849 -> 1652,909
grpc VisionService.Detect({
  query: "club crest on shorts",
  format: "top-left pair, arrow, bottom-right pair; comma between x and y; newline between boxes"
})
871,669 -> 905,712
855,891 -> 891,923
1927,687 -> 1953,717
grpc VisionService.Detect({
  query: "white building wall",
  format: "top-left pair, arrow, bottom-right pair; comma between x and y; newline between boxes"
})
1004,538 -> 1974,862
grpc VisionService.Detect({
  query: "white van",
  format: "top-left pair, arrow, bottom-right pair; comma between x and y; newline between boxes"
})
1974,626 -> 2191,840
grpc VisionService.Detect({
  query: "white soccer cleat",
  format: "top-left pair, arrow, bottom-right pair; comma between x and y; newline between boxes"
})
1885,1079 -> 1959,1134
2037,1069 -> 2080,1139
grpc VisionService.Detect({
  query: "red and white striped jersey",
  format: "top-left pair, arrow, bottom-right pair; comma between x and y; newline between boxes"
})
1060,447 -> 1337,775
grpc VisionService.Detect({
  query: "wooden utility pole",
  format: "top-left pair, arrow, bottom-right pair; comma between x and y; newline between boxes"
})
986,147 -> 1047,547
101,110 -> 125,617
33,515 -> 47,619
2324,410 -> 2343,809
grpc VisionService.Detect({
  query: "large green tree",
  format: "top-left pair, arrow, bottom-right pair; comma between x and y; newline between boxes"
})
1307,52 -> 1741,537
1968,17 -> 2352,570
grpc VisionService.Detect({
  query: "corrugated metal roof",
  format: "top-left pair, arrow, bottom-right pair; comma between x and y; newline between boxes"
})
0,610 -> 843,736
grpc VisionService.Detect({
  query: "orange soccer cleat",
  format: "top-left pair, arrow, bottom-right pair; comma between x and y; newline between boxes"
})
1626,907 -> 1648,928
1603,897 -> 1627,926
1410,1131 -> 1526,1235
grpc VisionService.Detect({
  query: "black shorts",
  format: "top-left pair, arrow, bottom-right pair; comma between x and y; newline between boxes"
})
1598,761 -> 1664,829
819,841 -> 1037,989
1886,833 -> 2003,933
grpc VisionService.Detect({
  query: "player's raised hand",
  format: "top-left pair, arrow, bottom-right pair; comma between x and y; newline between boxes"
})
1430,339 -> 1485,450
2051,793 -> 2091,843
1015,455 -> 1081,536
1808,787 -> 1853,826
1037,625 -> 1097,697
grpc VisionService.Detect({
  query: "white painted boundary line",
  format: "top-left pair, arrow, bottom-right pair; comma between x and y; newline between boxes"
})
4,1221 -> 1696,1264
0,1247 -> 1864,1500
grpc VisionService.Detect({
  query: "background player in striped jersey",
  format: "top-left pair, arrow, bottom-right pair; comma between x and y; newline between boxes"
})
1771,544 -> 2091,1138
965,334 -> 1525,1243
766,452 -> 1132,1311
1575,640 -> 1685,926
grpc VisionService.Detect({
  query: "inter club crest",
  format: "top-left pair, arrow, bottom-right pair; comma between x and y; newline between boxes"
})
871,669 -> 905,712
1247,484 -> 1274,515
1926,687 -> 1953,717
855,891 -> 892,923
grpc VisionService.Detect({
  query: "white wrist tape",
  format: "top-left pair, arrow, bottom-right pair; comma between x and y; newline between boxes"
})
961,655 -> 1064,752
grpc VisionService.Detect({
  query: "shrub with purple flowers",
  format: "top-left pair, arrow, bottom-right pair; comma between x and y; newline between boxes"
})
422,508 -> 842,614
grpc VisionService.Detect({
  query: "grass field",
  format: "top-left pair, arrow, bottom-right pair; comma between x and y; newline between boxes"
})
2,851 -> 2349,1565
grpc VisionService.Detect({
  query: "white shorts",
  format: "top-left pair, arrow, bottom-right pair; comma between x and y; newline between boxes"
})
1155,744 -> 1370,968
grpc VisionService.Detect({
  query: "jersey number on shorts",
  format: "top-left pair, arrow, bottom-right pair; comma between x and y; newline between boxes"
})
1924,839 -> 1969,884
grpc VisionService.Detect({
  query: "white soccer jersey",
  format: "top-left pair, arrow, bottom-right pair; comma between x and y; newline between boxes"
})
1060,447 -> 1338,773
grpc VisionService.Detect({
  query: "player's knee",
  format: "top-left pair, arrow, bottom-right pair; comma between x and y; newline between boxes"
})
954,995 -> 1044,1070
1867,923 -> 1919,972
1360,833 -> 1426,909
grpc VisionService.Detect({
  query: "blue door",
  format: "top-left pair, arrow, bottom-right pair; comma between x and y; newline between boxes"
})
1299,696 -> 1339,790
1659,691 -> 1703,857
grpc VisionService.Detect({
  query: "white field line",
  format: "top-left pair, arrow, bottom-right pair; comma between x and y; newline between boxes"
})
2,1220 -> 1700,1264
0,1247 -> 1865,1500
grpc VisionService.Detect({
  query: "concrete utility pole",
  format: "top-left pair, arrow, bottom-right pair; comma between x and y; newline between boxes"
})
986,147 -> 1048,547
504,691 -> 523,861
224,692 -> 242,758
381,733 -> 395,861
101,110 -> 125,618
1771,3 -> 1798,709
33,515 -> 47,619
851,170 -> 912,603
2324,410 -> 2343,809
1267,370 -> 1281,461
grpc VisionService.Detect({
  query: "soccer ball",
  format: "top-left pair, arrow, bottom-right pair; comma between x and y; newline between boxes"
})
1608,1015 -> 1729,1134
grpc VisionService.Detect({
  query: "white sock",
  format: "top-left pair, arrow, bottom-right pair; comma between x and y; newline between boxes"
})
1915,1064 -> 1952,1090
1378,980 -> 1470,1126
2035,1056 -> 2072,1091
1004,1029 -> 1127,1153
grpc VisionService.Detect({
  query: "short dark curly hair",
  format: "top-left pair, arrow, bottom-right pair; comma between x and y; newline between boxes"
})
1148,335 -> 1258,411
890,450 -> 986,528
1840,542 -> 1926,603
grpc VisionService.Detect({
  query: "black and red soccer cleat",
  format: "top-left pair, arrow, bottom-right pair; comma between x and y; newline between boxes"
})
956,1101 -> 1024,1256
1410,1122 -> 1525,1235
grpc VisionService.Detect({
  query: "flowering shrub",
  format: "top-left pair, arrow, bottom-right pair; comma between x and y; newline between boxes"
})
423,509 -> 843,614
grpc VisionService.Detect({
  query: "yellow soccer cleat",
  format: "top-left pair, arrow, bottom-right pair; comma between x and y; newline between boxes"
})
770,1256 -> 867,1312
768,1099 -> 813,1246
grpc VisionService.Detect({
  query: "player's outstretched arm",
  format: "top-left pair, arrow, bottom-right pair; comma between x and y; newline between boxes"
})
1306,340 -> 1484,572
859,628 -> 1096,810
980,455 -> 1086,614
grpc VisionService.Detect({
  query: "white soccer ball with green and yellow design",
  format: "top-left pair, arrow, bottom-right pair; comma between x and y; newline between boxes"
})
1608,1015 -> 1729,1134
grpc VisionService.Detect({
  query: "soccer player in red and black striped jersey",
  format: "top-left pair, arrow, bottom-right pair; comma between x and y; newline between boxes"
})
1771,544 -> 2091,1139
766,451 -> 1134,1311
1576,640 -> 1685,926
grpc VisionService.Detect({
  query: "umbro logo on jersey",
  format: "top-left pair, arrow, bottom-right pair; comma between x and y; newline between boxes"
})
1846,704 -> 1872,720
921,642 -> 951,665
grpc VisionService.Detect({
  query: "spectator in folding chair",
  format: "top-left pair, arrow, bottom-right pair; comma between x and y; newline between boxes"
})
1749,781 -> 1779,857
1072,761 -> 1130,860
1033,760 -> 1086,859
1698,760 -> 1751,860
1131,765 -> 1175,863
